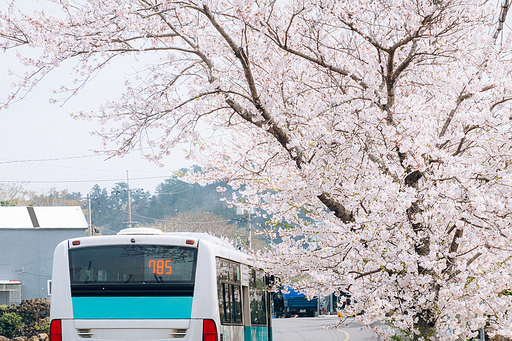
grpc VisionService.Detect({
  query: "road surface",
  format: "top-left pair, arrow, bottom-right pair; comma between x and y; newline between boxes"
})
272,315 -> 381,341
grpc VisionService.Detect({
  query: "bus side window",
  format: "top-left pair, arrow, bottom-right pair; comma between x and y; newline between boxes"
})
249,268 -> 267,325
216,258 -> 242,325
231,284 -> 242,322
221,282 -> 231,322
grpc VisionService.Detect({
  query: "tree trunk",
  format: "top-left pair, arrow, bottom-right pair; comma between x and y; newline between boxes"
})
414,313 -> 437,341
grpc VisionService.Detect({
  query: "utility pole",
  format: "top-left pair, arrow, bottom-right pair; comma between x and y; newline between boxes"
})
236,207 -> 254,249
234,220 -> 238,249
247,212 -> 252,249
127,171 -> 132,228
87,194 -> 92,236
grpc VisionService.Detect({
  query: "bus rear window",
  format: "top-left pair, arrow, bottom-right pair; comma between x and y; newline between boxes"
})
69,245 -> 197,297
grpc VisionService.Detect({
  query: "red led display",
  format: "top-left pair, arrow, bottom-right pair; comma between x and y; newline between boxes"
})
148,259 -> 172,275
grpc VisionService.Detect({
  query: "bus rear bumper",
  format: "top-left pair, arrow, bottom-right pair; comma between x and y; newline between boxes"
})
60,318 -> 201,340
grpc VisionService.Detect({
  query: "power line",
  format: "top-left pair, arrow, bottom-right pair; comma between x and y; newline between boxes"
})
0,154 -> 100,164
1,175 -> 175,184
130,211 -> 231,224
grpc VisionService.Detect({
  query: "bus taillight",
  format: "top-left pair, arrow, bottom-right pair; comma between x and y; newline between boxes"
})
202,319 -> 217,341
49,319 -> 62,341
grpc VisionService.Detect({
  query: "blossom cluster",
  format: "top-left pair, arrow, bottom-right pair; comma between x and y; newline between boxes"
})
1,0 -> 512,339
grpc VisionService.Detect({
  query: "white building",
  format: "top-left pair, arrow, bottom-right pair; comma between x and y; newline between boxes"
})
0,206 -> 87,304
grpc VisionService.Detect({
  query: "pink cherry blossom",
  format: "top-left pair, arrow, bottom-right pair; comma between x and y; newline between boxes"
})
1,0 -> 512,340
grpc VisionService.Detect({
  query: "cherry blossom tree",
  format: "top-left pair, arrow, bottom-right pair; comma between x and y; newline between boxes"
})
2,0 -> 512,339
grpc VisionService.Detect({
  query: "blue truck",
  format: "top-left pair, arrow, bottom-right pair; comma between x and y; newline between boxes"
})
283,287 -> 318,318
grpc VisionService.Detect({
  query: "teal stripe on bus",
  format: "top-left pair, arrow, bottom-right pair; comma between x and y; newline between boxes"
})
244,326 -> 270,341
72,297 -> 193,319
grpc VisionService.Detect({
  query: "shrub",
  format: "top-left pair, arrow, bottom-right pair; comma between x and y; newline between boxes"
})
0,312 -> 22,338
35,320 -> 50,334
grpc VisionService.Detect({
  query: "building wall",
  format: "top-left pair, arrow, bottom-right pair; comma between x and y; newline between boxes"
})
0,291 -> 8,305
0,229 -> 86,300
0,282 -> 21,306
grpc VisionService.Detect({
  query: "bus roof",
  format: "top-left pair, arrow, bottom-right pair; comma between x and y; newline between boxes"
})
164,232 -> 233,249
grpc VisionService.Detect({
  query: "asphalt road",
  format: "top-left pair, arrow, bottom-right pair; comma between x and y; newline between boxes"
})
272,316 -> 380,341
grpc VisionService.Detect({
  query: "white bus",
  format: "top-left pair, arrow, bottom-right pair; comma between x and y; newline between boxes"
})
49,228 -> 273,341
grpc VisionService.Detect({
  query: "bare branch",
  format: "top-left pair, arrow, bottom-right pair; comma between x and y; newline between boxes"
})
439,86 -> 493,138
493,0 -> 511,40
350,267 -> 384,280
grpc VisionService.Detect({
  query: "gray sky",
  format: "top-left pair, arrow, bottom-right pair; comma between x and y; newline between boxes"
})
0,33 -> 194,195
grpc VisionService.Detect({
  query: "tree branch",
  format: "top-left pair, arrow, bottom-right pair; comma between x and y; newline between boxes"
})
350,267 -> 384,280
493,0 -> 511,40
